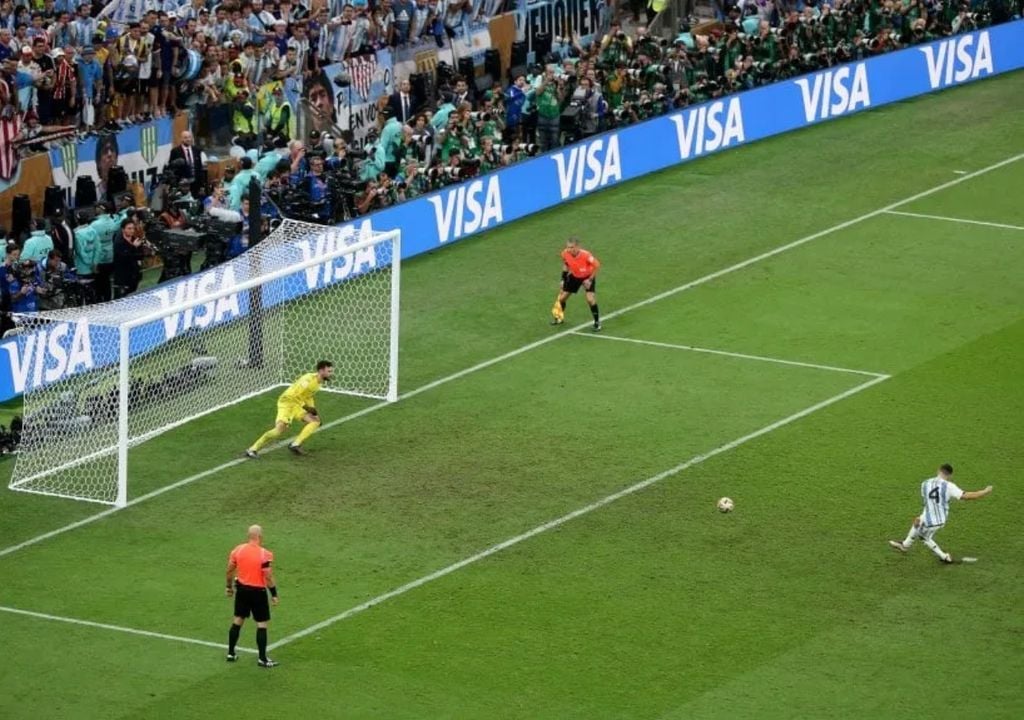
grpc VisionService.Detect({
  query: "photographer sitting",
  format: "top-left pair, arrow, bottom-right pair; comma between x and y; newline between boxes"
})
160,204 -> 189,231
112,218 -> 146,300
478,136 -> 505,173
34,249 -> 68,311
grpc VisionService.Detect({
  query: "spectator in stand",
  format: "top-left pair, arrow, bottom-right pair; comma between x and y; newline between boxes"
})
50,48 -> 77,125
30,38 -> 54,123
71,5 -> 99,50
76,45 -> 103,131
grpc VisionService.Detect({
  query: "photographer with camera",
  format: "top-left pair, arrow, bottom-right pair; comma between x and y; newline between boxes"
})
393,159 -> 429,201
112,218 -> 147,300
34,249 -> 69,311
505,74 -> 535,142
534,66 -> 566,153
569,76 -> 603,139
599,21 -> 633,66
354,177 -> 388,216
478,136 -> 506,173
1,243 -> 36,320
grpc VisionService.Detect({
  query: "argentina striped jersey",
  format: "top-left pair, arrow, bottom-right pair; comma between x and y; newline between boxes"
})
920,476 -> 964,527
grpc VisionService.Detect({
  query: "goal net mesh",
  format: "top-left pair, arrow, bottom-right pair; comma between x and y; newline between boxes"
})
7,219 -> 398,506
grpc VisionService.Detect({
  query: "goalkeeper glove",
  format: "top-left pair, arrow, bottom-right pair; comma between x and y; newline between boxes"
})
304,406 -> 319,418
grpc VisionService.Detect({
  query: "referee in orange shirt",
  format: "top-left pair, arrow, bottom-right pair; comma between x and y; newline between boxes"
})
551,237 -> 601,331
225,524 -> 280,668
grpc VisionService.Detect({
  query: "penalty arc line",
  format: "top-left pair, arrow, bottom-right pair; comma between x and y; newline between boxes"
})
268,374 -> 891,650
0,604 -> 258,654
2,150 -> 1022,561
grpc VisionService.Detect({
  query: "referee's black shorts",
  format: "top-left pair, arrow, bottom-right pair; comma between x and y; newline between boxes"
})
563,274 -> 596,294
233,583 -> 271,622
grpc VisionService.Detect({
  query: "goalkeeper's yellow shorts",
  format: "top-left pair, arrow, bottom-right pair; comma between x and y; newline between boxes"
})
275,401 -> 309,426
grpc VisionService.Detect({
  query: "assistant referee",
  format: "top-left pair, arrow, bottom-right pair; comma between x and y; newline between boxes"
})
225,524 -> 280,668
551,237 -> 601,331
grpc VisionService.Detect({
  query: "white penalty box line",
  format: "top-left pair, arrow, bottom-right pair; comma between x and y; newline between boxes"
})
883,210 -> 1024,232
0,150 -> 1021,654
569,331 -> 889,380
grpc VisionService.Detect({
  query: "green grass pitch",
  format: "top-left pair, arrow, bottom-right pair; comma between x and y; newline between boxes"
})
2,72 -> 1023,719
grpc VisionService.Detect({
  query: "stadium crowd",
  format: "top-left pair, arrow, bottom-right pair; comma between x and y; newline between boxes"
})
0,0 -> 1018,321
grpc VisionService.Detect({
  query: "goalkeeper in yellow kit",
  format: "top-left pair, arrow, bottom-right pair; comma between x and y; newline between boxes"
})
245,361 -> 335,458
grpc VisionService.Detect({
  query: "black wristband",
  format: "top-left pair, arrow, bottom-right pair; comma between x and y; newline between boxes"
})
269,586 -> 278,598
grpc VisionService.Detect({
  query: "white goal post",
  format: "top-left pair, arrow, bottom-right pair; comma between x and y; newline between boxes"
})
7,219 -> 401,507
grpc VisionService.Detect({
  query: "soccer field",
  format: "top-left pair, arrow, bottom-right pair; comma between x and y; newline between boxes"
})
2,72 -> 1024,719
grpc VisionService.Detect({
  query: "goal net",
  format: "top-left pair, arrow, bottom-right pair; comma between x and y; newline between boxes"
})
7,219 -> 400,507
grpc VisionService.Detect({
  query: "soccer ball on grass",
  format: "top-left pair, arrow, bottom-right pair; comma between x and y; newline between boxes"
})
717,497 -> 734,513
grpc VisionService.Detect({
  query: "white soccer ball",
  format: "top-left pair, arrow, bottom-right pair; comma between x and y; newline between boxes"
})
717,497 -> 734,513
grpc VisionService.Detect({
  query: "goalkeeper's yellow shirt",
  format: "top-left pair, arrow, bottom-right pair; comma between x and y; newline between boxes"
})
279,373 -> 322,408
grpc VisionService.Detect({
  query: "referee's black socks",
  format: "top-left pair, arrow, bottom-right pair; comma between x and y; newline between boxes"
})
256,628 -> 268,660
228,624 -> 241,654
589,304 -> 600,322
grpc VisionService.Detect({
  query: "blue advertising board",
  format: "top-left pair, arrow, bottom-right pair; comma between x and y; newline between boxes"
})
1,22 -> 1021,401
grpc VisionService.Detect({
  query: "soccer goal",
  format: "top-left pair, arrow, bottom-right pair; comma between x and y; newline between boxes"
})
7,219 -> 400,507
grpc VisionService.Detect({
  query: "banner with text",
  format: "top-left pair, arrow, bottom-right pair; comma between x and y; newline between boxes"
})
3,23 -> 1022,400
515,0 -> 606,60
286,49 -> 395,149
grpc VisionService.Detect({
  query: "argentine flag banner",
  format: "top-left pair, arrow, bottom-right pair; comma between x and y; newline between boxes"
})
49,118 -> 175,206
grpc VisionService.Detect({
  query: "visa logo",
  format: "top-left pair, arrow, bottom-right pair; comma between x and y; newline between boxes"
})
669,98 -> 745,160
297,220 -> 380,289
794,63 -> 870,123
428,175 -> 504,244
3,320 -> 94,393
920,32 -> 993,89
552,134 -> 622,200
152,266 -> 242,340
